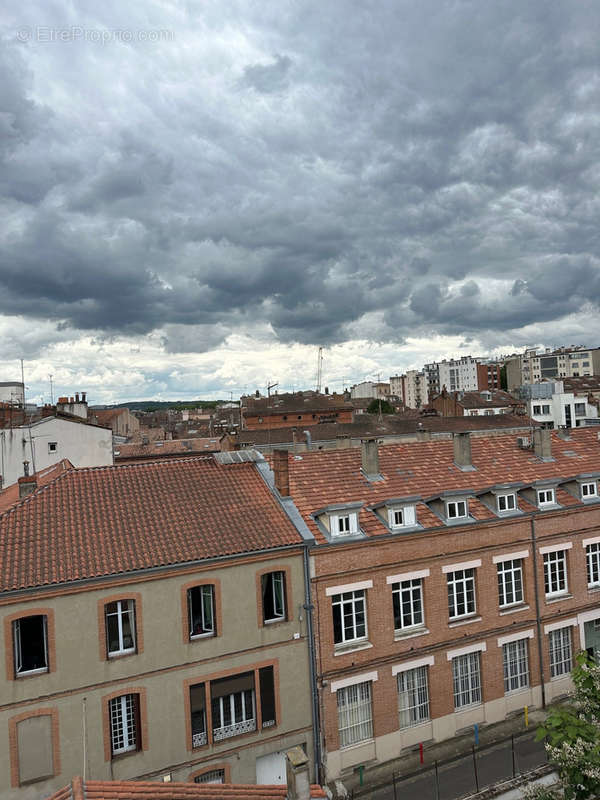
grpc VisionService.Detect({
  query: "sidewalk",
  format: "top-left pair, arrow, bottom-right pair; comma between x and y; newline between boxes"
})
332,708 -> 547,798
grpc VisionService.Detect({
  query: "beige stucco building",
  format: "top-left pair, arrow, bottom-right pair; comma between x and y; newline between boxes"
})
0,453 -> 316,798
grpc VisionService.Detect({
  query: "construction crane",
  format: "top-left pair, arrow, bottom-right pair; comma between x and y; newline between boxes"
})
266,381 -> 278,398
315,347 -> 324,393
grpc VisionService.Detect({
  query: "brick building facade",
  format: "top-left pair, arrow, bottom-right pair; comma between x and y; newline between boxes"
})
274,429 -> 600,781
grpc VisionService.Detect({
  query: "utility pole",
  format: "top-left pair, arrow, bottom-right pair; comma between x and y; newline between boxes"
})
315,347 -> 324,393
49,374 -> 54,405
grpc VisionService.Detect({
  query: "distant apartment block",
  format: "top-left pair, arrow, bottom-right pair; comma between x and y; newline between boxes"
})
93,407 -> 141,439
424,356 -> 480,395
390,371 -> 429,409
241,392 -> 353,430
476,361 -> 502,391
506,346 -> 600,391
349,382 -> 391,401
520,381 -> 599,429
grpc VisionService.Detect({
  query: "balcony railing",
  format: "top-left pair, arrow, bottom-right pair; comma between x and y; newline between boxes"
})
192,731 -> 207,747
213,718 -> 256,741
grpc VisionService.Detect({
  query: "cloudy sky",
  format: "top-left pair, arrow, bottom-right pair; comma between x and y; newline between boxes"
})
1,1 -> 599,403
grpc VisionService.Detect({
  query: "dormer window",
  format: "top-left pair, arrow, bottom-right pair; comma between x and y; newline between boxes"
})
537,488 -> 555,506
446,500 -> 467,520
331,512 -> 359,537
497,493 -> 516,513
388,505 -> 417,529
581,482 -> 598,500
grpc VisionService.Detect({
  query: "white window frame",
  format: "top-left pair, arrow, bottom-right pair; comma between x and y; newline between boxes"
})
543,550 -> 568,598
388,505 -> 417,530
452,652 -> 481,709
586,543 -> 600,588
581,482 -> 598,500
502,639 -> 529,694
549,628 -> 572,679
497,493 -> 516,513
397,665 -> 430,728
106,599 -> 136,657
447,569 -> 476,620
332,590 -> 367,645
497,559 -> 524,608
330,512 -> 358,537
446,499 -> 468,521
188,585 -> 215,639
109,694 -> 138,755
537,488 -> 555,507
337,681 -> 373,748
392,579 -> 424,631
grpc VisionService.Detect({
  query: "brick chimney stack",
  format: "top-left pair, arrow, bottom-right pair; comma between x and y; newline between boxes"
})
273,449 -> 290,496
361,438 -> 381,481
453,432 -> 474,471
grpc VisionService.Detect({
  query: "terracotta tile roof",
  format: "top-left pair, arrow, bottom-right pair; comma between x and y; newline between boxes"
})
242,392 -> 352,416
45,779 -> 326,800
231,414 -> 534,446
454,390 -> 521,409
115,439 -> 221,462
563,376 -> 600,393
286,428 -> 600,544
0,459 -> 73,513
0,456 -> 302,594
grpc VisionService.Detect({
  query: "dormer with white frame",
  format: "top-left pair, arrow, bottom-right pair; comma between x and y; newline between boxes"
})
425,489 -> 475,526
369,496 -> 422,533
311,502 -> 365,542
520,479 -> 562,511
560,472 -> 600,504
475,482 -> 525,518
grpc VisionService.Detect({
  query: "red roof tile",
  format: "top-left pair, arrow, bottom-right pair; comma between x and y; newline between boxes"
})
0,459 -> 74,514
115,439 -> 221,461
45,780 -> 326,800
0,457 -> 301,594
287,429 -> 600,544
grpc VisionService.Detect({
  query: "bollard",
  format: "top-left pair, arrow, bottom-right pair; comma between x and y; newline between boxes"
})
358,765 -> 364,786
419,742 -> 424,764
524,705 -> 529,727
474,723 -> 479,746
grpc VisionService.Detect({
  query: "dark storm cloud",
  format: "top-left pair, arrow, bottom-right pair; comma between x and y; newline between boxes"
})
1,0 -> 600,351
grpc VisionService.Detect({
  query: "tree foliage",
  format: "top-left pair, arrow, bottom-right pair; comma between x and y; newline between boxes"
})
366,399 -> 395,415
534,652 -> 600,800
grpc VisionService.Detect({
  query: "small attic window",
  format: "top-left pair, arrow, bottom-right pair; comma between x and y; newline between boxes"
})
446,499 -> 468,520
497,493 -> 516,513
388,505 -> 417,529
330,512 -> 359,537
48,442 -> 58,454
537,488 -> 555,506
581,482 -> 598,500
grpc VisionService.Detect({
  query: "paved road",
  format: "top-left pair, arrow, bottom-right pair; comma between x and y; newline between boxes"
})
366,734 -> 547,800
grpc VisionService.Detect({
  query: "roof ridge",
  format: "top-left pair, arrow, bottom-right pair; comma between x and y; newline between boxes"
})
0,459 -> 76,519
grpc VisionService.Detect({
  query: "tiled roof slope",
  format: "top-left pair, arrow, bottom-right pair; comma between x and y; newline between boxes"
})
45,779 -> 326,800
0,459 -> 73,514
232,414 -> 533,445
0,457 -> 302,594
287,428 -> 600,544
115,438 -> 221,461
456,390 -> 520,409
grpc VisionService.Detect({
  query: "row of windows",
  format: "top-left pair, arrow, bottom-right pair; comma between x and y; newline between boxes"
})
10,571 -> 287,678
327,482 -> 599,537
331,546 -> 599,647
337,630 -> 573,748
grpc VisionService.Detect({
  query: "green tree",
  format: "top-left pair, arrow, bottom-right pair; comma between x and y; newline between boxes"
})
366,399 -> 395,415
534,652 -> 600,800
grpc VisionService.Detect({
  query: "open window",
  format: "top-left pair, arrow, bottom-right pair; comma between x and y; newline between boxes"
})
109,693 -> 140,756
188,585 -> 215,639
211,671 -> 256,741
105,600 -> 136,656
13,615 -> 48,676
262,572 -> 286,623
190,682 -> 207,747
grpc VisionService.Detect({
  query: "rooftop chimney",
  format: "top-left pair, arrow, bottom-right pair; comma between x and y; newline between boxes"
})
82,392 -> 87,403
336,434 -> 351,449
272,449 -> 290,496
18,474 -> 37,499
285,746 -> 310,800
75,392 -> 79,403
416,428 -> 430,442
361,438 -> 381,481
533,428 -> 553,461
453,432 -> 475,471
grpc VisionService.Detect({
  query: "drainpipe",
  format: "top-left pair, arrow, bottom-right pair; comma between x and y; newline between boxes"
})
530,515 -> 547,709
303,544 -> 322,783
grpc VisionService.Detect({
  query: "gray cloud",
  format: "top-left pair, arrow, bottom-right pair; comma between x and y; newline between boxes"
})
0,0 -> 599,363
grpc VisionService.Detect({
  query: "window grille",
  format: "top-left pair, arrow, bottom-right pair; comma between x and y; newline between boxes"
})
503,639 -> 529,693
549,628 -> 572,678
452,652 -> 481,709
109,694 -> 138,755
397,666 -> 429,728
337,682 -> 373,748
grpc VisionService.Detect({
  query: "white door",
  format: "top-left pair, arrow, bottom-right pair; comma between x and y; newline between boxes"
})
256,750 -> 287,784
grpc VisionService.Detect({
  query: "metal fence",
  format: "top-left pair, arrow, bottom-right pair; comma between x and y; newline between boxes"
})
350,730 -> 548,800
